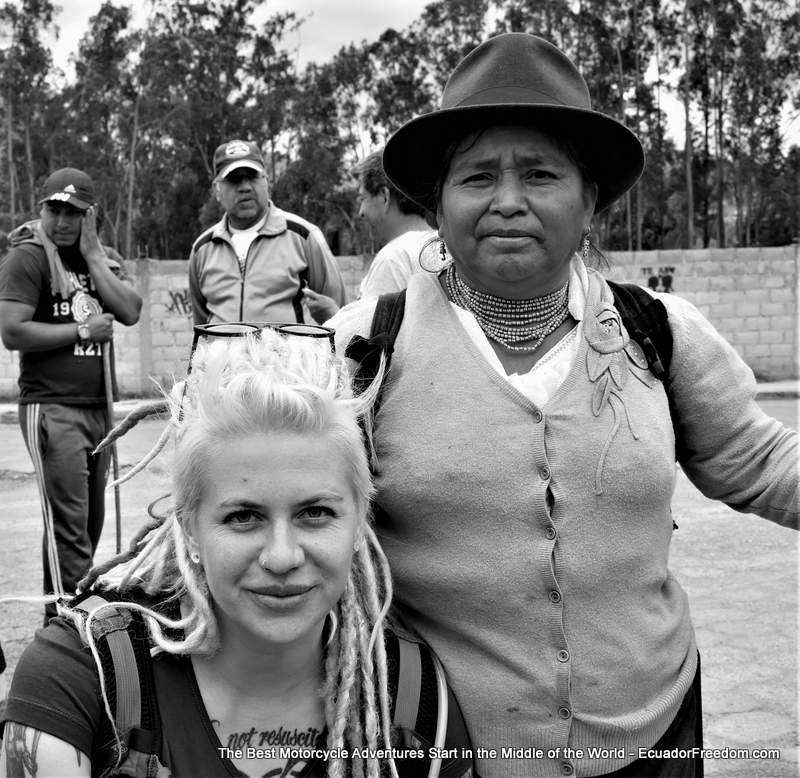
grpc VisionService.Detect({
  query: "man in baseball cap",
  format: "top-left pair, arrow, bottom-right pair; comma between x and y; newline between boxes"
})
188,138 -> 346,325
38,167 -> 97,211
0,166 -> 142,621
212,139 -> 267,180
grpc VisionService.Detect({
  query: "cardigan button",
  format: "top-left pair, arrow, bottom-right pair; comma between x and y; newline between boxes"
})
561,761 -> 574,775
557,649 -> 570,662
533,410 -> 543,423
545,526 -> 557,540
558,706 -> 572,719
540,466 -> 551,480
549,590 -> 562,604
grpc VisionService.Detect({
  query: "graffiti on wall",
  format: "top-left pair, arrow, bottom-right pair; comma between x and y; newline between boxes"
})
641,266 -> 675,293
166,289 -> 192,317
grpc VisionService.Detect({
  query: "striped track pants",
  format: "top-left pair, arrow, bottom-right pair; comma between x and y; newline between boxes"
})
18,403 -> 110,617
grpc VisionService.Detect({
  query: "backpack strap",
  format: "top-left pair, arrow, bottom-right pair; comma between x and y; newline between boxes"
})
345,289 -> 407,410
608,280 -> 683,463
392,635 -> 422,734
392,633 -> 449,778
607,280 -> 673,383
71,592 -> 163,777
427,650 -> 450,777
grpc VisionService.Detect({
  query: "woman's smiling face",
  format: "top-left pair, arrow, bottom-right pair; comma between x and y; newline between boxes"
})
437,125 -> 597,298
187,431 -> 361,653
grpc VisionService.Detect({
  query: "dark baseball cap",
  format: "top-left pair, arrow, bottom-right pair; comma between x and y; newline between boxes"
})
39,168 -> 96,210
213,140 -> 266,179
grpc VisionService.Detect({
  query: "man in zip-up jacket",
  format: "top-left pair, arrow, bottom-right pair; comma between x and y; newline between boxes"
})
188,139 -> 346,326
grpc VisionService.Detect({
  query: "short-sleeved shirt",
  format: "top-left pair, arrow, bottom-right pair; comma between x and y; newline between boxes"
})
0,241 -> 126,405
358,229 -> 436,298
3,601 -> 473,777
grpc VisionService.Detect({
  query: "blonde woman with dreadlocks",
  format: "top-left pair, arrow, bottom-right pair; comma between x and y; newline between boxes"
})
1,328 -> 472,778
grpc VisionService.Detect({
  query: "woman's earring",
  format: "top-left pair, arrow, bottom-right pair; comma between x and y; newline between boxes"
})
419,235 -> 451,272
190,551 -> 200,564
324,610 -> 339,647
582,235 -> 590,259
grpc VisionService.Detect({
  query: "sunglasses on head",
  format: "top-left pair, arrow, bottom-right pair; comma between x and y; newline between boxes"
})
179,321 -> 336,418
191,321 -> 335,352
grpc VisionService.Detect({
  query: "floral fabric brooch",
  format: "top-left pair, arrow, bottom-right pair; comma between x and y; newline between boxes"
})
584,303 -> 655,494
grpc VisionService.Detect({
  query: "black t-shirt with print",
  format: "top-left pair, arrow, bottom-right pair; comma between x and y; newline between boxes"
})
0,241 -> 120,405
3,598 -> 473,778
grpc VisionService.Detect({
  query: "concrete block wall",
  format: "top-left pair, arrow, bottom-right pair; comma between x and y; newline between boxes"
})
604,246 -> 798,381
0,247 -> 795,399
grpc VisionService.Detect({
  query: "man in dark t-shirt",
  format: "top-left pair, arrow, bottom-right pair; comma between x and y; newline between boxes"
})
0,168 -> 142,619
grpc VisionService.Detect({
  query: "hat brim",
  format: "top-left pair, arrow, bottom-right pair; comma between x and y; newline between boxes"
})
217,160 -> 266,180
383,104 -> 644,215
39,194 -> 93,211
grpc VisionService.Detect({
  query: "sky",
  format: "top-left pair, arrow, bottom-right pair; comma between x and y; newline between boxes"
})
46,0 -> 435,73
31,0 -> 800,148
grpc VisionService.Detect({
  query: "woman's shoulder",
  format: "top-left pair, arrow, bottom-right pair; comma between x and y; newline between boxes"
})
6,587 -> 169,711
626,285 -> 735,366
597,273 -> 707,322
3,615 -> 102,761
327,295 -> 379,351
14,612 -> 90,668
595,274 -> 721,359
328,273 -> 442,355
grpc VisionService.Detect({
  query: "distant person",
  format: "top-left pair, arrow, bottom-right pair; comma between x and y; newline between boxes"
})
189,139 -> 347,326
303,149 -> 436,320
354,149 -> 437,297
0,168 -> 142,620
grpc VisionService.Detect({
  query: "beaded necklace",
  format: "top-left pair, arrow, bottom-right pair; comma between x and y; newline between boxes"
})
444,263 -> 570,352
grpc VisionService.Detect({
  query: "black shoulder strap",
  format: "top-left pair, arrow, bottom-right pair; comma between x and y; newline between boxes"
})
71,592 -> 163,777
371,289 -> 407,339
607,280 -> 673,383
344,289 -> 407,403
608,280 -> 685,465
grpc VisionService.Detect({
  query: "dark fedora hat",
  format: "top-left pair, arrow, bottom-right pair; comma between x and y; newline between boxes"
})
383,33 -> 645,214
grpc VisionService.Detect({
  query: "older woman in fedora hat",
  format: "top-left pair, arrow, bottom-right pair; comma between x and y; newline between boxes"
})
329,32 -> 798,778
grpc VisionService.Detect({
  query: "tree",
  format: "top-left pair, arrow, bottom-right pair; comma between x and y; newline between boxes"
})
0,0 -> 56,229
59,2 -> 135,249
248,11 -> 300,182
2,0 -> 798,254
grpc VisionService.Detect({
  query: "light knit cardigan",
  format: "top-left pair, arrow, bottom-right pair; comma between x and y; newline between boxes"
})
328,266 -> 798,778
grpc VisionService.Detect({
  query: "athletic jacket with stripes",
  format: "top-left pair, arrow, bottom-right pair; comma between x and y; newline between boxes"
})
188,203 -> 347,326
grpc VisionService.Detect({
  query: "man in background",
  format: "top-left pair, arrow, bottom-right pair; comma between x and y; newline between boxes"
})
304,148 -> 435,319
353,148 -> 436,297
189,139 -> 346,325
0,168 -> 142,619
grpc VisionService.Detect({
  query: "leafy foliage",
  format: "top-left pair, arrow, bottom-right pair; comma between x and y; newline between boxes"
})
0,0 -> 797,256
